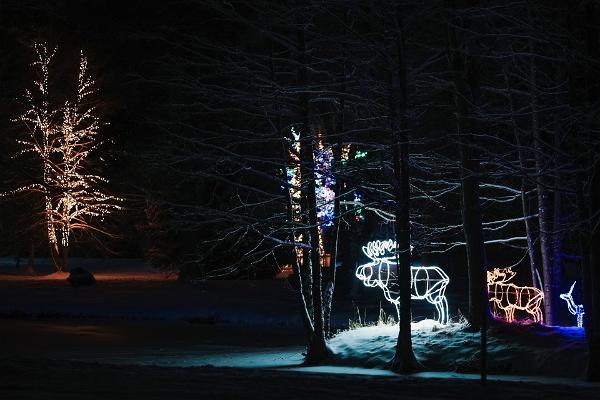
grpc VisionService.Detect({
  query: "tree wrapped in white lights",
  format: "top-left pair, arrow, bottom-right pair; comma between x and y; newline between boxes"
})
5,43 -> 122,271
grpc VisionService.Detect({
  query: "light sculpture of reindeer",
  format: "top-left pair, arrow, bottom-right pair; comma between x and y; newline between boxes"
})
560,281 -> 585,328
355,239 -> 450,325
487,267 -> 544,323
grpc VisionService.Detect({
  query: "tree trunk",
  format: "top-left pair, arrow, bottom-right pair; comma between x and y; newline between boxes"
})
388,102 -> 418,373
447,6 -> 488,331
527,6 -> 558,326
583,0 -> 600,380
504,68 -> 540,288
388,9 -> 419,373
588,158 -> 600,381
271,27 -> 314,339
282,136 -> 314,340
62,243 -> 69,273
323,112 -> 343,338
49,241 -> 62,272
296,12 -> 329,365
303,131 -> 330,364
446,3 -> 488,382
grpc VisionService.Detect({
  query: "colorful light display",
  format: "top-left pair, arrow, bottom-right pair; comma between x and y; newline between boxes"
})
285,130 -> 369,269
560,281 -> 585,328
286,127 -> 304,265
487,267 -> 544,323
314,132 -> 335,227
285,128 -> 335,227
355,239 -> 450,324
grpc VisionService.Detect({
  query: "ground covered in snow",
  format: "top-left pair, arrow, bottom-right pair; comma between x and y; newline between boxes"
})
329,319 -> 588,378
0,258 -> 369,327
1,357 -> 598,400
0,259 -> 597,398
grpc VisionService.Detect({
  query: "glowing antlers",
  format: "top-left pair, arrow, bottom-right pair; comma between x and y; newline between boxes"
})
362,239 -> 396,260
361,243 -> 375,260
487,267 -> 516,284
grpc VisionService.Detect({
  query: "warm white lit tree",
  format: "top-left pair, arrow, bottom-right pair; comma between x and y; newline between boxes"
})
4,43 -> 122,272
51,51 -> 123,271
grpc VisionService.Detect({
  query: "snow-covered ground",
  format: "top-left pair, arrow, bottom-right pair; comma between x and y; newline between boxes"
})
329,319 -> 588,378
0,258 -> 390,328
0,258 -> 596,394
0,257 -> 175,281
2,357 -> 598,400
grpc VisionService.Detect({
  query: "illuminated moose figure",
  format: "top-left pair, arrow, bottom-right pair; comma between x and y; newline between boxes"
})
560,281 -> 585,328
487,267 -> 544,323
355,239 -> 450,325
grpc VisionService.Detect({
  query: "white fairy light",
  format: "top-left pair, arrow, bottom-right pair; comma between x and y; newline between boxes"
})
355,239 -> 450,325
560,281 -> 584,328
2,43 -> 123,270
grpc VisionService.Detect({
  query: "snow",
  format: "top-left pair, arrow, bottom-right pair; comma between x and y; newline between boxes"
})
329,319 -> 588,378
0,259 -> 593,384
0,257 -> 174,281
2,357 -> 598,400
0,259 -> 364,328
90,346 -> 306,368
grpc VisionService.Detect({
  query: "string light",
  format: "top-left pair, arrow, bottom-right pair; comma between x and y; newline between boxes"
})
3,43 -> 123,270
352,192 -> 364,222
340,144 -> 351,164
560,281 -> 584,328
355,239 -> 450,324
285,128 -> 336,266
314,129 -> 335,227
487,267 -> 544,323
355,150 -> 367,159
286,127 -> 303,265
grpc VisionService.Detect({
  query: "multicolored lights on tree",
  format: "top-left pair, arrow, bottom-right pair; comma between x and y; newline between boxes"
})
285,127 -> 336,227
560,281 -> 585,328
285,128 -> 366,267
314,132 -> 335,227
487,267 -> 544,323
355,239 -> 450,324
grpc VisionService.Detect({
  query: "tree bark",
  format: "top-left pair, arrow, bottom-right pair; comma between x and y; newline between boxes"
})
62,244 -> 69,273
323,112 -> 343,338
446,2 -> 488,382
584,0 -> 600,381
303,131 -> 330,364
447,4 -> 488,331
504,68 -> 540,288
281,130 -> 314,340
270,27 -> 314,339
531,63 -> 557,325
588,157 -> 600,381
388,8 -> 419,373
296,11 -> 329,365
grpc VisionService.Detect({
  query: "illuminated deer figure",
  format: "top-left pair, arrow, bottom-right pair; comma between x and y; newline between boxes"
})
487,267 -> 544,323
355,239 -> 450,325
560,281 -> 585,328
